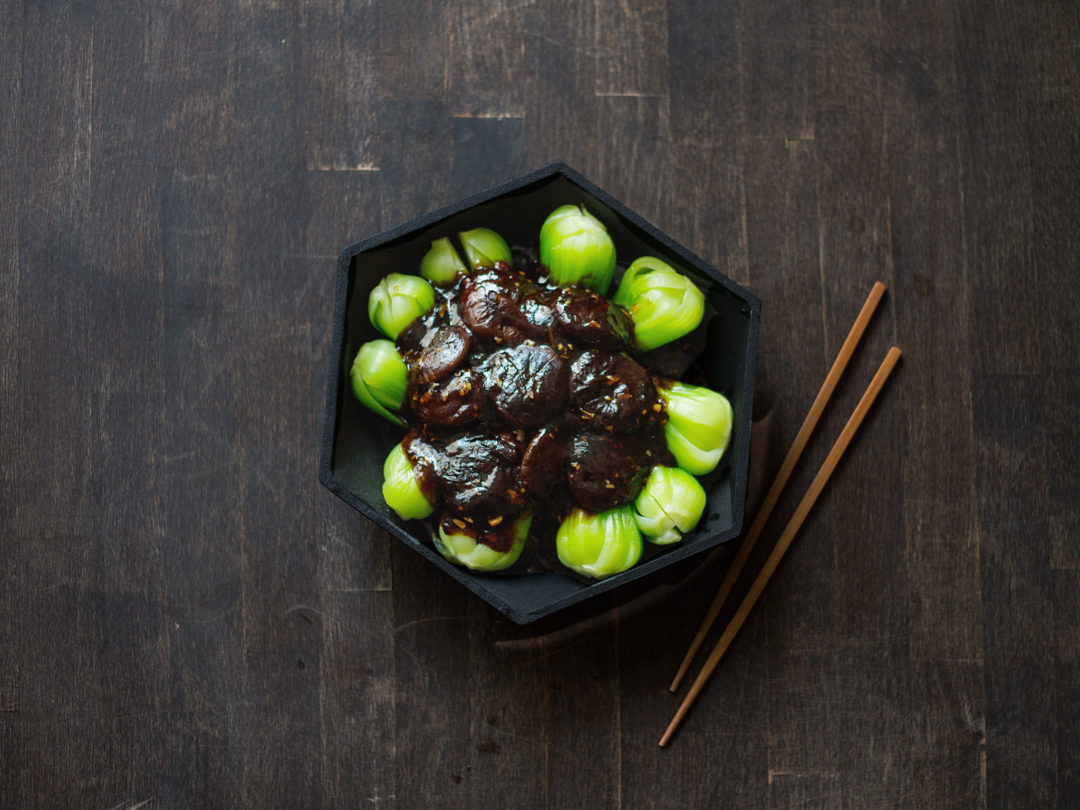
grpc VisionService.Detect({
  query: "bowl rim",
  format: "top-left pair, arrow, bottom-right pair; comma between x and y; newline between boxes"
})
319,161 -> 761,624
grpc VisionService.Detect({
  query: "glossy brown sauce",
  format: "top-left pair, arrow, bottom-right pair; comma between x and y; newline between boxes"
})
396,252 -> 677,557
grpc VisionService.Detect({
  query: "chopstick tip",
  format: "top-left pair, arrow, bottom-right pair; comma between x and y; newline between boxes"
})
867,281 -> 887,306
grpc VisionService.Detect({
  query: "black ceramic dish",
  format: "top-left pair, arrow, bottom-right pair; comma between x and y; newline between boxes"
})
319,163 -> 760,624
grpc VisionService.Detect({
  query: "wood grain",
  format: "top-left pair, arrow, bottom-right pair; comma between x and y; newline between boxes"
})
811,19 -> 909,793
666,0 -> 747,284
0,0 -> 24,731
1030,93 -> 1080,575
595,0 -> 668,98
522,0 -> 601,173
447,1 -> 526,117
954,0 -> 1040,377
300,0 -> 380,173
974,376 -> 1055,808
2,1 -> 1079,807
880,2 -> 987,807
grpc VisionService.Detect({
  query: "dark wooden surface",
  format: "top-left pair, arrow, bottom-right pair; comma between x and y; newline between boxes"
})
2,1 -> 1079,807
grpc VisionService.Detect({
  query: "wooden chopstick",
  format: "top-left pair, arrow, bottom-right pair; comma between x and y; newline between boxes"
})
659,346 -> 902,747
669,282 -> 886,693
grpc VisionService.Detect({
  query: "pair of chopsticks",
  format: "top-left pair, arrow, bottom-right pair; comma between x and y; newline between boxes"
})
659,281 -> 900,747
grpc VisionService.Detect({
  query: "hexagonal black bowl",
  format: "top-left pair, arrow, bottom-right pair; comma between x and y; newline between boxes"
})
319,162 -> 760,624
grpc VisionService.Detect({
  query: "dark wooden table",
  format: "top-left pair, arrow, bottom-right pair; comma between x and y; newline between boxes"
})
3,2 -> 1078,808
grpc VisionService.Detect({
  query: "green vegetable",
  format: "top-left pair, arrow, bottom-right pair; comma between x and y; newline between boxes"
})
350,340 -> 407,425
420,237 -> 467,285
612,256 -> 705,351
555,506 -> 643,578
458,227 -> 513,270
539,204 -> 617,295
435,511 -> 531,571
382,442 -> 435,521
633,466 -> 707,545
368,273 -> 435,340
657,381 -> 733,475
